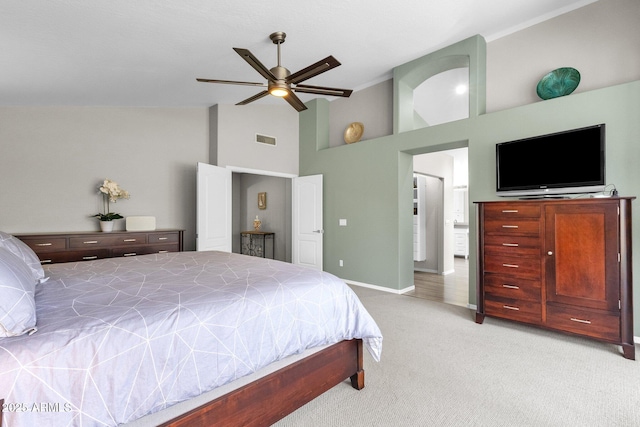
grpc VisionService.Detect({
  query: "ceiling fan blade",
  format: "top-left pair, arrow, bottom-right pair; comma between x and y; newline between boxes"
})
283,91 -> 308,112
233,48 -> 278,82
236,90 -> 270,106
286,56 -> 341,85
293,84 -> 353,98
196,78 -> 266,88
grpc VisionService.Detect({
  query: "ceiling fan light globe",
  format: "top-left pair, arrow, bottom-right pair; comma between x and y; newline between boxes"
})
270,87 -> 288,97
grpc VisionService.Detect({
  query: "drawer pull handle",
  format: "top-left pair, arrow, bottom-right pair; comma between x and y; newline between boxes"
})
41,260 -> 52,264
123,253 -> 137,257
158,237 -> 168,241
502,243 -> 519,247
158,250 -> 169,253
83,240 -> 99,244
501,210 -> 519,213
570,317 -> 591,325
503,305 -> 520,311
502,284 -> 520,289
82,256 -> 98,260
503,263 -> 519,268
502,225 -> 519,229
123,239 -> 137,242
36,243 -> 53,246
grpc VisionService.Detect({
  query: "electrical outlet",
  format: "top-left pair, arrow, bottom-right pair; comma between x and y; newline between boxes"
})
339,219 -> 347,226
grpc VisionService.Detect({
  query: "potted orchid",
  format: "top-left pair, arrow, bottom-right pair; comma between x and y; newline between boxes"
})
93,179 -> 130,231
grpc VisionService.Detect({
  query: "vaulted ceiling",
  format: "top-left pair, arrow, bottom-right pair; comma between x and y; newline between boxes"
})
1,0 -> 595,107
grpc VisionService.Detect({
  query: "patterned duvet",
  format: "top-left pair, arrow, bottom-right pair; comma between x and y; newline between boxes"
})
0,251 -> 382,427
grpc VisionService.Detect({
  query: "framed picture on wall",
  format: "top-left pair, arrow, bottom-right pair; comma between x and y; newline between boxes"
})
258,192 -> 267,210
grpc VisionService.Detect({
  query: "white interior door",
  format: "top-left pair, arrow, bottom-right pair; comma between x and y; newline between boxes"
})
292,174 -> 323,270
196,162 -> 232,252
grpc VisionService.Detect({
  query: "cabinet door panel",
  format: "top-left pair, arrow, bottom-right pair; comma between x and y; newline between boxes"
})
545,203 -> 619,311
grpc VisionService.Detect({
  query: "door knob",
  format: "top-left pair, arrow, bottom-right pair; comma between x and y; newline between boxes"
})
547,251 -> 553,255
313,230 -> 324,234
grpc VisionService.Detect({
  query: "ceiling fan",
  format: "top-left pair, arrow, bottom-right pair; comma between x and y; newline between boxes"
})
197,31 -> 353,112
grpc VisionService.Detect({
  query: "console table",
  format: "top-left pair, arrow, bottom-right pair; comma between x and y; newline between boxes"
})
15,229 -> 184,264
240,231 -> 275,259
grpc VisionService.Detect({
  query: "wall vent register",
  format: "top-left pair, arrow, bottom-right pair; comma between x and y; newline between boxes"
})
256,134 -> 277,146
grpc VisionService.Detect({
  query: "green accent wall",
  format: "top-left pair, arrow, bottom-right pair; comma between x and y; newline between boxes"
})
300,80 -> 640,333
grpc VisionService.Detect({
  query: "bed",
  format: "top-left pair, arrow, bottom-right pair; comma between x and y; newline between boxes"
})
0,232 -> 382,427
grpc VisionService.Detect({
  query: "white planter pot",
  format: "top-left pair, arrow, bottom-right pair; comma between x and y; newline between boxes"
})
100,221 -> 115,232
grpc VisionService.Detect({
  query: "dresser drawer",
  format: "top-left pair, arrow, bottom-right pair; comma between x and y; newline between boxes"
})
484,219 -> 541,237
485,297 -> 542,324
111,243 -> 179,257
484,234 -> 540,249
69,234 -> 147,249
483,235 -> 541,257
39,249 -> 111,264
484,274 -> 541,302
546,305 -> 620,341
148,232 -> 180,244
484,204 -> 541,219
484,255 -> 541,278
20,237 -> 67,253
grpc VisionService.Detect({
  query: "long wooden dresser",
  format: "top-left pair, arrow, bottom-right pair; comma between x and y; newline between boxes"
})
475,197 -> 635,359
15,229 -> 184,264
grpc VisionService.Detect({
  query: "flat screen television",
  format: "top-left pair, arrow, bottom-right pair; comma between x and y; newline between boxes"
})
496,124 -> 605,198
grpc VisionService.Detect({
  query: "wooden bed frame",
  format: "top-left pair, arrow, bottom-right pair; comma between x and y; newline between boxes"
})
159,339 -> 365,427
0,340 -> 364,427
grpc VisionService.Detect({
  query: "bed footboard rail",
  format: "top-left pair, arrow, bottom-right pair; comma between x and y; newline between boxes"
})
160,339 -> 364,427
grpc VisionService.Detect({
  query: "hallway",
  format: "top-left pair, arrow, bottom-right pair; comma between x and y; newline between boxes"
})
405,257 -> 469,307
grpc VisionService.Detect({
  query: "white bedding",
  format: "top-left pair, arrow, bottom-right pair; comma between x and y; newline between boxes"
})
0,251 -> 382,427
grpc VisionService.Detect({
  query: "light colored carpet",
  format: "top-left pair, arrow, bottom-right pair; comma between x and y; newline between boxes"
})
275,285 -> 640,426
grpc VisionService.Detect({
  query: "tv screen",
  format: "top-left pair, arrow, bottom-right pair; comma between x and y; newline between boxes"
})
496,124 -> 605,197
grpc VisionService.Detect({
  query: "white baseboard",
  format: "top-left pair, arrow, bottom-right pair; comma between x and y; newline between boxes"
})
414,268 -> 437,274
342,278 -> 414,295
344,279 -> 640,345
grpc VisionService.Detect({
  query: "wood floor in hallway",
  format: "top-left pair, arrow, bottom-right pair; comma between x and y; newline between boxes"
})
405,257 -> 469,307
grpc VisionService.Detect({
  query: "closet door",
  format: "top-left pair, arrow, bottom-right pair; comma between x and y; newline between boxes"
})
196,162 -> 232,252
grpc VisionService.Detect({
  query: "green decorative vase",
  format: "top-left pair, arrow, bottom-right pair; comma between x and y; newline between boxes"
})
536,67 -> 580,100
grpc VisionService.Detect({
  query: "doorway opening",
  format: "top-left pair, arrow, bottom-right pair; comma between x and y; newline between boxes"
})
405,147 -> 469,308
231,172 -> 292,263
196,163 -> 324,271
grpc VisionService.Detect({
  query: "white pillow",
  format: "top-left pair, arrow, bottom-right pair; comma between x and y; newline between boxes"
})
0,231 -> 45,283
0,247 -> 38,337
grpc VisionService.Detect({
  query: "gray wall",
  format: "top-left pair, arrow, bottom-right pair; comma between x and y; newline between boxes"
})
486,0 -> 640,112
213,103 -> 299,175
328,80 -> 393,147
0,107 -> 209,250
